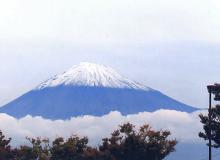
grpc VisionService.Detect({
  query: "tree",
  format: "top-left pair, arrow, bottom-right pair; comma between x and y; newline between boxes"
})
0,130 -> 13,160
0,123 -> 177,160
199,104 -> 220,148
50,135 -> 89,160
83,147 -> 113,160
99,123 -> 177,160
14,137 -> 50,160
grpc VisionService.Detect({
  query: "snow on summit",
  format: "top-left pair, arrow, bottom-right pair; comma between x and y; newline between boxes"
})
1,62 -> 197,119
36,62 -> 150,91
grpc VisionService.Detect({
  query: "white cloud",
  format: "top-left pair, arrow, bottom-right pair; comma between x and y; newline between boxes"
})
0,110 -> 206,146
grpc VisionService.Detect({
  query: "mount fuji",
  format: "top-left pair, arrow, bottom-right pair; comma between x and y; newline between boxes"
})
0,62 -> 197,119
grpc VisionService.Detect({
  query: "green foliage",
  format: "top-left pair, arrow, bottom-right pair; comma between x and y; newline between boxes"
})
14,137 -> 50,160
199,105 -> 220,148
50,136 -> 88,160
99,123 -> 177,160
0,130 -> 13,160
0,123 -> 177,160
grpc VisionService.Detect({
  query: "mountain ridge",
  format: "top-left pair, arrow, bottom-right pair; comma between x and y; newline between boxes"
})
0,62 -> 198,119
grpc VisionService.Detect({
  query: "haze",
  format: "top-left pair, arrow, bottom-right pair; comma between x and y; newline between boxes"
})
1,0 -> 220,108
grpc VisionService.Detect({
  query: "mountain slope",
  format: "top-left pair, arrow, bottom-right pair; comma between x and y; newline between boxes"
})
0,62 -> 197,119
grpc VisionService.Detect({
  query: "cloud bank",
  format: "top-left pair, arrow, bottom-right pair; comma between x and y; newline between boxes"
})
0,109 -> 206,146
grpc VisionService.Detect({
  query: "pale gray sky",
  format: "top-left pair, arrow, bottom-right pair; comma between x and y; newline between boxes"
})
0,0 -> 220,108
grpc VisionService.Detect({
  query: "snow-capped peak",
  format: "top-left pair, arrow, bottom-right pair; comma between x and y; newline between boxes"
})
36,62 -> 150,91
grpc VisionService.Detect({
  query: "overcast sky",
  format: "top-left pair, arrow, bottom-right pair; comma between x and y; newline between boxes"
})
0,0 -> 220,108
